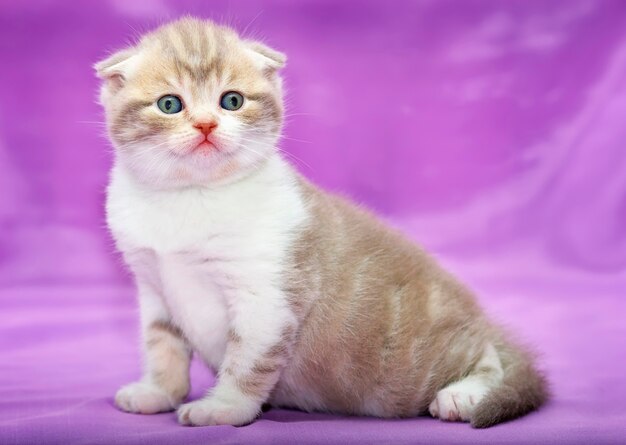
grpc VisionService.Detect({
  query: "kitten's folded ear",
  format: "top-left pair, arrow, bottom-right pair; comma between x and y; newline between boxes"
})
245,41 -> 286,73
94,47 -> 138,93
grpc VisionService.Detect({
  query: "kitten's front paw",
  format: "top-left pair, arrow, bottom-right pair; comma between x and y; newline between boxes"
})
177,396 -> 260,426
115,381 -> 178,414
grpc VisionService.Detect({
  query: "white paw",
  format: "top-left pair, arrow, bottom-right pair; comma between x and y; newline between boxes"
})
177,396 -> 260,426
429,380 -> 489,422
115,381 -> 177,414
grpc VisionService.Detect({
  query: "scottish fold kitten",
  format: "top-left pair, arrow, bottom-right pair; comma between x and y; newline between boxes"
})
95,17 -> 547,428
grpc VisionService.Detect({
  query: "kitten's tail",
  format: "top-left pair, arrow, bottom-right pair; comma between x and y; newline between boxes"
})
470,343 -> 549,428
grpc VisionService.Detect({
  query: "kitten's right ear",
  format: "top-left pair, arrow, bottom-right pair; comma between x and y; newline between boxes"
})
94,48 -> 138,93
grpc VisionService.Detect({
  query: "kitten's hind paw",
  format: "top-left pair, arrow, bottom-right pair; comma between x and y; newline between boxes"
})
428,380 -> 488,422
115,381 -> 178,414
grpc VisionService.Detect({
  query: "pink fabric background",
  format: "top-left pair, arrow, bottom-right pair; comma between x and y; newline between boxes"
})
1,1 -> 625,443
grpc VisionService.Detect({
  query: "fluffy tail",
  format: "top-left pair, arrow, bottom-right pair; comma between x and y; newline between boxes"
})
470,345 -> 549,428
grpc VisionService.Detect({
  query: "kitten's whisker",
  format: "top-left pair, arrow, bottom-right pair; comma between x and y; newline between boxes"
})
217,133 -> 314,171
282,113 -> 317,118
242,143 -> 313,172
77,121 -> 108,127
233,122 -> 312,145
277,135 -> 312,145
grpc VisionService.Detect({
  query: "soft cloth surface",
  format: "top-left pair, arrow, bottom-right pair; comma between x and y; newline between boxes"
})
1,263 -> 625,444
1,1 -> 625,444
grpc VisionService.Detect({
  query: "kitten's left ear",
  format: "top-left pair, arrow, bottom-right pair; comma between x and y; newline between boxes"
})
245,41 -> 286,73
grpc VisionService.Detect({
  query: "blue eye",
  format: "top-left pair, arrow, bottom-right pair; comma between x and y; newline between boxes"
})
157,95 -> 183,114
220,91 -> 244,111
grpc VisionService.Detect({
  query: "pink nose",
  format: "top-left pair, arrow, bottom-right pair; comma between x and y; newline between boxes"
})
194,121 -> 217,135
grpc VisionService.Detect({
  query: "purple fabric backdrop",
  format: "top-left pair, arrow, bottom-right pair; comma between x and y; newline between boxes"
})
1,1 -> 625,444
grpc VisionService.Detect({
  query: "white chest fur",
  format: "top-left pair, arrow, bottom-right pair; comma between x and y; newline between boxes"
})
106,156 -> 308,367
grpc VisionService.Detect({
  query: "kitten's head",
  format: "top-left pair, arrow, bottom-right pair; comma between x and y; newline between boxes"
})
95,18 -> 285,188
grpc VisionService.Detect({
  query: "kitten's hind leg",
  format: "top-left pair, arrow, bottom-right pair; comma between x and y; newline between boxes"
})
428,343 -> 503,422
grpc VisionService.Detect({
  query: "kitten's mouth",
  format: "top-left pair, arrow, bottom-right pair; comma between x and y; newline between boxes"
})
174,135 -> 232,160
185,136 -> 220,156
194,138 -> 216,152
196,140 -> 215,150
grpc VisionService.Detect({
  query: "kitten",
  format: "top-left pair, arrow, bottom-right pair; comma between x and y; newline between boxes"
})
95,17 -> 547,428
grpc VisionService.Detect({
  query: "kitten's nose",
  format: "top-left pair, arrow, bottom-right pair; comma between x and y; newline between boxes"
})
193,121 -> 217,136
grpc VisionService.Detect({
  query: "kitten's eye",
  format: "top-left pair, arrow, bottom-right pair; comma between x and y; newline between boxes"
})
157,95 -> 183,114
220,91 -> 244,111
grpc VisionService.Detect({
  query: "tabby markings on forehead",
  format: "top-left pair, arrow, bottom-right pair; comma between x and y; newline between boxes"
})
176,24 -> 195,55
161,58 -> 224,85
152,24 -> 230,84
